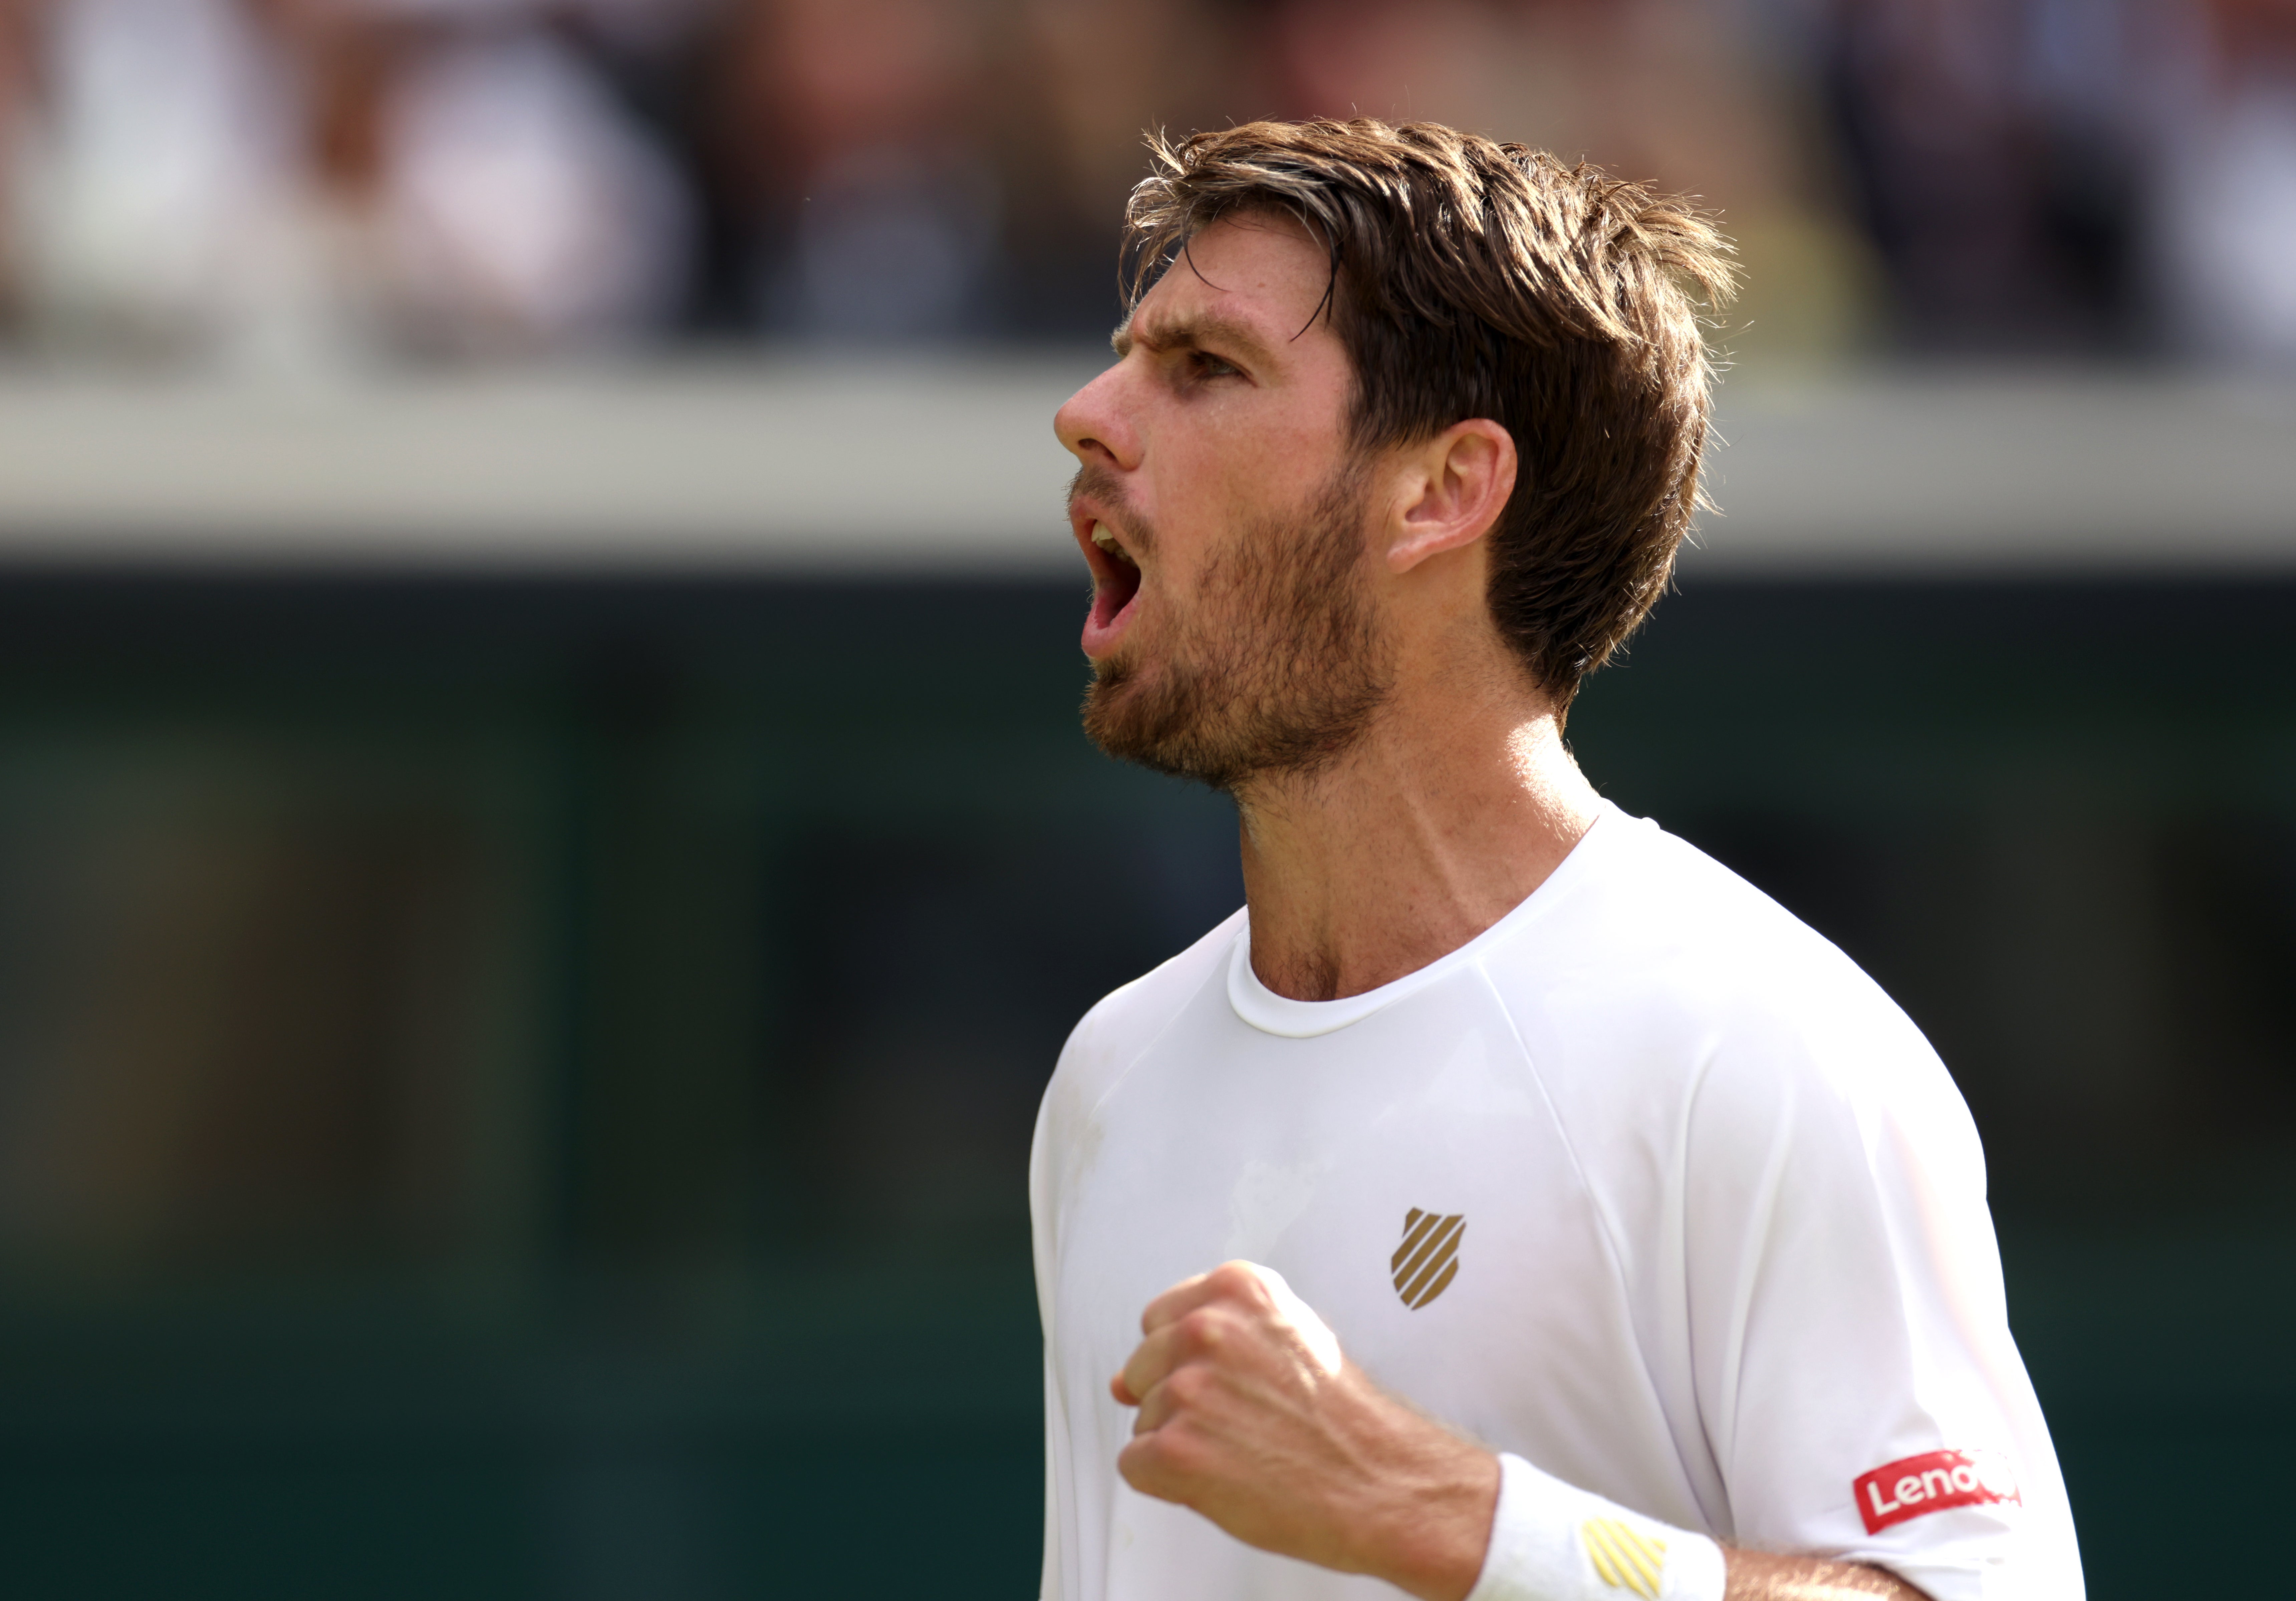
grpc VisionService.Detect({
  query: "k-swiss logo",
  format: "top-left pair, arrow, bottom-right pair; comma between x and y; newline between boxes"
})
1391,1208 -> 1464,1308
1580,1518 -> 1666,1598
1853,1449 -> 2022,1534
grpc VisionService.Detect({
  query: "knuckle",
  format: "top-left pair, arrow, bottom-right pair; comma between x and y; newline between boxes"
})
1162,1364 -> 1207,1408
1177,1308 -> 1227,1353
1209,1261 -> 1258,1295
1217,1261 -> 1278,1311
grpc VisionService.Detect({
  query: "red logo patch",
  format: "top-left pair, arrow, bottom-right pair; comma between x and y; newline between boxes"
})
1853,1449 -> 2021,1534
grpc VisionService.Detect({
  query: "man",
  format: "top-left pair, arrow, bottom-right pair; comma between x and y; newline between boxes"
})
1034,119 -> 2082,1601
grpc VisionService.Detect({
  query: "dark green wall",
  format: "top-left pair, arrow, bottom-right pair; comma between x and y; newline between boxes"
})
0,573 -> 2285,1598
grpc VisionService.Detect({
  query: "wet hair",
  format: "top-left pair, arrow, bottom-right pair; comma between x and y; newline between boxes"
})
1124,118 -> 1736,707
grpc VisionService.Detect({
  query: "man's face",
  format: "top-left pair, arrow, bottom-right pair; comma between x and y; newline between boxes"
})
1053,214 -> 1391,789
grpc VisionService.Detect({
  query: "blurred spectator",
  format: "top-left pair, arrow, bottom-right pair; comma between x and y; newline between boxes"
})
5,0 -> 328,362
0,0 -> 695,363
0,0 -> 2286,364
711,0 -> 1003,341
349,5 -> 695,355
1806,0 -> 2159,353
2150,0 -> 2296,364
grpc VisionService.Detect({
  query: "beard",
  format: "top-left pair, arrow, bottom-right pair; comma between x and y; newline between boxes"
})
1080,461 -> 1393,791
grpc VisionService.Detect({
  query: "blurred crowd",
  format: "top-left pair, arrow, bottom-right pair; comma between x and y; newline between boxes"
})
0,0 -> 2286,366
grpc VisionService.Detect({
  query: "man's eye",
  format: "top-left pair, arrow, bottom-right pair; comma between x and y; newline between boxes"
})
1190,351 -> 1241,381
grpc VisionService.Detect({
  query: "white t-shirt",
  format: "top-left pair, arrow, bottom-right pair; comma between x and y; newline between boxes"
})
1031,804 -> 2082,1601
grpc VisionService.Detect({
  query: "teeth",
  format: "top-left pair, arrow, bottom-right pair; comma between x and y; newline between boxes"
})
1090,522 -> 1136,565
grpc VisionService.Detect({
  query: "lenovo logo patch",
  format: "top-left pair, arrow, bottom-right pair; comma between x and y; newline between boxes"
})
1854,1449 -> 2021,1534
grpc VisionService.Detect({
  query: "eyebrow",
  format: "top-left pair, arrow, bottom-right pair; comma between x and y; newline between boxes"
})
1110,311 -> 1279,365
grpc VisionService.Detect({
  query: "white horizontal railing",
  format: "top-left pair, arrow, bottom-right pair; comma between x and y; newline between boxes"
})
0,353 -> 2282,575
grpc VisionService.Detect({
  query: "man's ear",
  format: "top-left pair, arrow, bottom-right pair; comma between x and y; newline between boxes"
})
1385,420 -> 1518,575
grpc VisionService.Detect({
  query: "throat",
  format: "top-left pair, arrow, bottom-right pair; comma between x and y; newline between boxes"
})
1233,711 -> 1602,1002
1248,940 -> 1348,1004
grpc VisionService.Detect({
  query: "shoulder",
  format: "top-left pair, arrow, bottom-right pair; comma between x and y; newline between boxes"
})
1483,809 -> 1908,1039
1032,906 -> 1244,1215
1480,809 -> 1973,1171
1047,905 -> 1244,1104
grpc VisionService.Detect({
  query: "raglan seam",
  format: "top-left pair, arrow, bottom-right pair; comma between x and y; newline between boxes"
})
1081,936 -> 1234,1127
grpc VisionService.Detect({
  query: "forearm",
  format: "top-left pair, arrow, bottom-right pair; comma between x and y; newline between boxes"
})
1724,1550 -> 1929,1601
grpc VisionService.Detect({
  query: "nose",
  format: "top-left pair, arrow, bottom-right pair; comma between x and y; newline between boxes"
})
1054,362 -> 1140,472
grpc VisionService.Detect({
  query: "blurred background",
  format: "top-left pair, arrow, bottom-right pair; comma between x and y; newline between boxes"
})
0,0 -> 2287,1597
0,0 -> 2288,362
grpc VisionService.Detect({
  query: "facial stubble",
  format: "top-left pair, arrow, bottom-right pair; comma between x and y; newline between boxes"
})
1081,464 -> 1393,791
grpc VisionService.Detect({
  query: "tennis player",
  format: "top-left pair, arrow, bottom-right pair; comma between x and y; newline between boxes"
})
1034,120 -> 2082,1601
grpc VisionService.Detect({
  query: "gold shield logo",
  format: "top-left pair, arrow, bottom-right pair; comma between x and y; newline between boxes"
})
1392,1208 -> 1464,1309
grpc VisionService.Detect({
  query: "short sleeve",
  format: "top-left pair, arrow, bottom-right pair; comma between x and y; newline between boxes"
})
1683,986 -> 2084,1601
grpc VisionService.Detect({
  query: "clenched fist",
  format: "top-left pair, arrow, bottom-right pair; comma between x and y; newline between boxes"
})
1110,1261 -> 1500,1601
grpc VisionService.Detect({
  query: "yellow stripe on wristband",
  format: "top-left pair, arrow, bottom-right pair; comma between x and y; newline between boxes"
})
1581,1517 -> 1666,1599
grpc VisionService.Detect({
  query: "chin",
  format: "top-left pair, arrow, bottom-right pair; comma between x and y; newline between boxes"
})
1080,657 -> 1151,741
1082,663 -> 1243,790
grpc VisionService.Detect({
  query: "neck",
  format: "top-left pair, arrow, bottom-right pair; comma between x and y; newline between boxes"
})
1232,676 -> 1601,1003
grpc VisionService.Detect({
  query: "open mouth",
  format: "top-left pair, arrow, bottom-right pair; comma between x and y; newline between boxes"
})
1080,519 -> 1143,650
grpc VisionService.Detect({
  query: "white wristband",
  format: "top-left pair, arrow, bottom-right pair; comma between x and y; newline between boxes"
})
1466,1453 -> 1727,1601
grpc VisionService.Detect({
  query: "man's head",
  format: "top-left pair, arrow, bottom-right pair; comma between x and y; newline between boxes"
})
1055,119 -> 1733,791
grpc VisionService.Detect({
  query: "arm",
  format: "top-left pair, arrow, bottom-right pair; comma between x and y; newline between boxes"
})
1723,1553 -> 1922,1600
1112,1263 -> 1929,1601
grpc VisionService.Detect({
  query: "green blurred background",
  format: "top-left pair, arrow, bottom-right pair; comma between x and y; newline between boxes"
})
0,566 -> 2286,1598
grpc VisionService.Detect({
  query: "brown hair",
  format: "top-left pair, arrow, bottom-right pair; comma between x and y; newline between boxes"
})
1123,119 -> 1736,707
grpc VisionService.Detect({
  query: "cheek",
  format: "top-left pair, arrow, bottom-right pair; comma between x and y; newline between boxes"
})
1138,397 -> 1350,596
1150,452 -> 1277,574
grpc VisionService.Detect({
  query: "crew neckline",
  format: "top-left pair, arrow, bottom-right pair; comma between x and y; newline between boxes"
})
1225,800 -> 1631,1039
